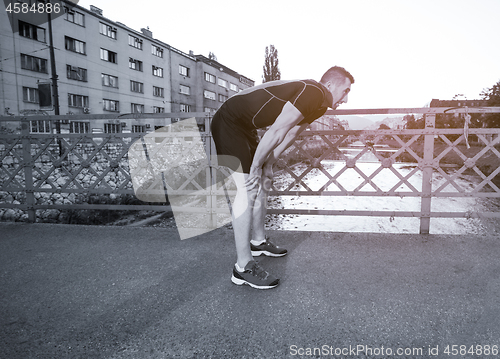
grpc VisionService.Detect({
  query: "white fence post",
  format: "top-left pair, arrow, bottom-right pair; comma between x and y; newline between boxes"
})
420,114 -> 435,234
20,118 -> 36,223
206,116 -> 216,229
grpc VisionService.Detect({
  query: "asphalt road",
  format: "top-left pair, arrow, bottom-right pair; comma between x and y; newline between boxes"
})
1,222 -> 499,358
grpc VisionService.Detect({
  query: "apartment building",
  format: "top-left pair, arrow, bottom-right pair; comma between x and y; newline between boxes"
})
0,0 -> 254,133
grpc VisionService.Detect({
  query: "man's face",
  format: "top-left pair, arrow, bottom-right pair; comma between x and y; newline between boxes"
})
327,77 -> 351,109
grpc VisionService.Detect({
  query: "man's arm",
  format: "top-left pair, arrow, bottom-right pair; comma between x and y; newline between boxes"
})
263,122 -> 309,166
250,101 -> 304,169
245,101 -> 304,189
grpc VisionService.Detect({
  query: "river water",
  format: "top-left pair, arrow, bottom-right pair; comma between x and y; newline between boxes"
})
266,144 -> 500,235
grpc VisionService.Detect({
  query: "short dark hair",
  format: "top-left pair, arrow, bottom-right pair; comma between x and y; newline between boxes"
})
320,66 -> 355,85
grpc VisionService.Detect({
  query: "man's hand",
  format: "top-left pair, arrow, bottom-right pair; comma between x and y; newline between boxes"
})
245,164 -> 262,191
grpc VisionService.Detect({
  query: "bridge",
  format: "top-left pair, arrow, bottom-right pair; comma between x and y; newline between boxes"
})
2,108 -> 500,357
1,222 -> 499,358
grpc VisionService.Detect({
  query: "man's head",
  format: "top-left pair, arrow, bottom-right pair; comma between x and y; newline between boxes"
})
320,66 -> 354,109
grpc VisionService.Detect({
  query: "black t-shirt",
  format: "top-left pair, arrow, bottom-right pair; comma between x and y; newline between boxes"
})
219,79 -> 333,129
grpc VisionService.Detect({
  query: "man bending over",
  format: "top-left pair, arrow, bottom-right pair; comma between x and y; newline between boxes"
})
211,66 -> 354,289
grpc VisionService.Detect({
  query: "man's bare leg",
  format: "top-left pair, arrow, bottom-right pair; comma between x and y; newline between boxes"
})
249,172 -> 287,257
229,171 -> 280,289
230,171 -> 257,269
251,181 -> 268,243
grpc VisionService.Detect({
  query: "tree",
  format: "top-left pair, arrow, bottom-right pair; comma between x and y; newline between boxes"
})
403,114 -> 424,129
262,45 -> 281,83
481,80 -> 500,127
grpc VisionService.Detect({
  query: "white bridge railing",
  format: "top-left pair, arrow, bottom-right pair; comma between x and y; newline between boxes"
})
1,106 -> 500,234
267,107 -> 500,234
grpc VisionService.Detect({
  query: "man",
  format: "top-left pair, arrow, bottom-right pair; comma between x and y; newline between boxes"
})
211,66 -> 354,289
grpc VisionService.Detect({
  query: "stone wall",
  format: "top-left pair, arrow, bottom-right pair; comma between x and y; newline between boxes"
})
0,140 -> 134,222
0,137 -> 208,223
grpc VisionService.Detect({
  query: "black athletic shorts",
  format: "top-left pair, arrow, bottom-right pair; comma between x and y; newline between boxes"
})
210,109 -> 259,174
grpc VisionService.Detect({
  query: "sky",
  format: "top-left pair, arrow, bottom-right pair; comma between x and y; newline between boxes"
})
77,0 -> 500,109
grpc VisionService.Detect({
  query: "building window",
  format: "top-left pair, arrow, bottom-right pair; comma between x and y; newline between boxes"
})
20,54 -> 47,73
128,35 -> 143,50
131,103 -> 144,113
65,36 -> 86,54
153,106 -> 165,113
130,80 -> 144,93
18,21 -> 46,42
179,65 -> 189,77
230,83 -> 238,92
152,45 -> 163,57
70,122 -> 90,133
129,58 -> 143,71
205,72 -> 216,83
68,94 -> 89,108
180,85 -> 190,95
153,86 -> 164,98
152,66 -> 163,77
218,78 -> 227,88
64,7 -> 85,26
23,87 -> 39,103
102,74 -> 118,88
180,104 -> 191,112
99,22 -> 117,39
132,125 -> 146,133
67,65 -> 87,82
204,90 -> 216,100
100,48 -> 117,63
218,94 -> 228,102
30,120 -> 50,133
104,123 -> 121,133
103,99 -> 119,112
